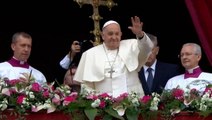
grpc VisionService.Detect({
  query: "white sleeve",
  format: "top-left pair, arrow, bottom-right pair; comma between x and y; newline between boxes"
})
59,55 -> 71,69
137,32 -> 154,70
164,79 -> 173,90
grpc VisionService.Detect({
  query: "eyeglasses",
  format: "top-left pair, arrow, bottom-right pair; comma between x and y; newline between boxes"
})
178,53 -> 198,58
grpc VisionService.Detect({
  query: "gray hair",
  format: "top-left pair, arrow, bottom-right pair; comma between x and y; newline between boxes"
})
12,32 -> 32,43
183,43 -> 202,55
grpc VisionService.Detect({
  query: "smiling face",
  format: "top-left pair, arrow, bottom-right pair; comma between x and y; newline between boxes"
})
11,33 -> 32,62
180,43 -> 201,70
101,23 -> 122,50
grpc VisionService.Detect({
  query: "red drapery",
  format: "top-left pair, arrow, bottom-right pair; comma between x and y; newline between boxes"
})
185,0 -> 212,66
2,110 -> 70,120
3,111 -> 212,120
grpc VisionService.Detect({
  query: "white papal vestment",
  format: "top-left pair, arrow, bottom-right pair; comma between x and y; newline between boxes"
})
74,33 -> 153,97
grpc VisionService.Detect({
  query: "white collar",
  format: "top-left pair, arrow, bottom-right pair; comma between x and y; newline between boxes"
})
187,66 -> 200,73
143,60 -> 157,72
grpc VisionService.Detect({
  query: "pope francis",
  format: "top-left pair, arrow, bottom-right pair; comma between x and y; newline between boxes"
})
74,16 -> 153,97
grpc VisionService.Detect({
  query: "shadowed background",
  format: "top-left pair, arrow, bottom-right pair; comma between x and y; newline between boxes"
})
0,0 -> 211,83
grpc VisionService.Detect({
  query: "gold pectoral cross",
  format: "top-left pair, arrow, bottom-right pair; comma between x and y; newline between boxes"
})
108,67 -> 115,78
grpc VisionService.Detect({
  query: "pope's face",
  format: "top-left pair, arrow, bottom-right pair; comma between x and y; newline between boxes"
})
101,23 -> 122,50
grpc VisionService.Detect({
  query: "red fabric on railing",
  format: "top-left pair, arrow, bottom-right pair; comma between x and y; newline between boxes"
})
2,110 -> 71,120
138,112 -> 212,120
185,0 -> 212,66
2,110 -> 212,120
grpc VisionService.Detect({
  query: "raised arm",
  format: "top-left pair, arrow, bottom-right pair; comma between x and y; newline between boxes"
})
60,40 -> 81,69
128,16 -> 144,38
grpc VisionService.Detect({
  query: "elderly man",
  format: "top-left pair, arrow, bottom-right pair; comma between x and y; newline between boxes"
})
165,43 -> 212,92
74,16 -> 153,97
139,33 -> 181,95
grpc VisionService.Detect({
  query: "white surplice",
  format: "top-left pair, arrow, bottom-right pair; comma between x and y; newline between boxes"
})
0,62 -> 47,85
165,72 -> 212,93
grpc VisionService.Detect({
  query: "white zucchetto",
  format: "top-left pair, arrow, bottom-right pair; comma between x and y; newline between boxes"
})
102,20 -> 119,29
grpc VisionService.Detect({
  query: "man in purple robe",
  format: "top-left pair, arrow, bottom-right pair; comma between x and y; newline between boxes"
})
0,32 -> 46,85
165,43 -> 212,93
